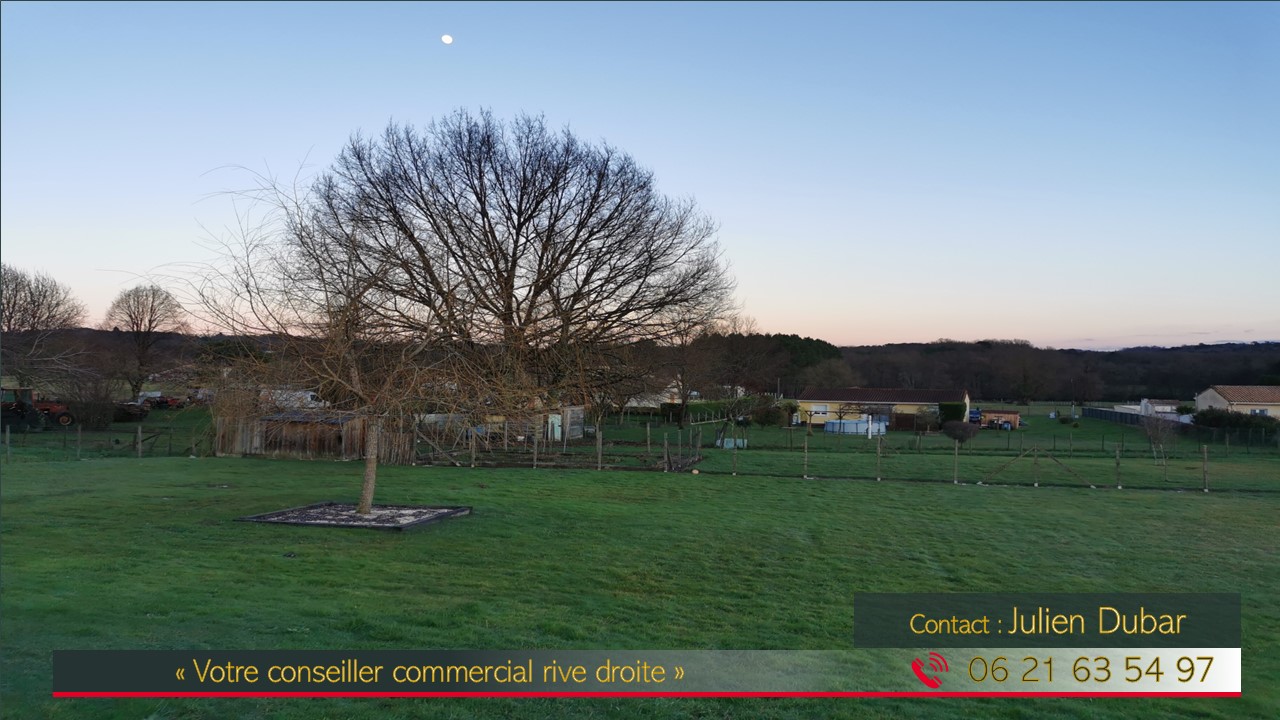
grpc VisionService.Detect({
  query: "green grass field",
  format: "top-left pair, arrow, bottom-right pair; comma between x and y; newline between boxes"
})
2,450 -> 1277,718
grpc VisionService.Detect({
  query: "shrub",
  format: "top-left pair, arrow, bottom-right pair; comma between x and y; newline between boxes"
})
751,405 -> 784,428
942,420 -> 980,444
1193,407 -> 1279,430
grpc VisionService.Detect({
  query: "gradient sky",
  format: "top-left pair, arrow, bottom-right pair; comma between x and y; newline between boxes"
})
3,1 -> 1277,349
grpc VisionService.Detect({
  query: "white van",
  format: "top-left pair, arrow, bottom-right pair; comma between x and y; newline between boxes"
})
261,389 -> 328,409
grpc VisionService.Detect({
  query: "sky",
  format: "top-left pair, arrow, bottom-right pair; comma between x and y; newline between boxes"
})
2,1 -> 1277,350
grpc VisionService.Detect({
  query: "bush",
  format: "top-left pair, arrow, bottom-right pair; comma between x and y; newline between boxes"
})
1192,407 -> 1279,430
942,420 -> 980,444
751,405 -> 784,428
1058,415 -> 1073,424
62,374 -> 126,431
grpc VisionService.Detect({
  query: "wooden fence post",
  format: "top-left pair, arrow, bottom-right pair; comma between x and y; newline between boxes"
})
596,426 -> 603,471
732,430 -> 738,476
1114,447 -> 1121,489
876,435 -> 882,481
137,425 -> 143,458
803,434 -> 809,478
1201,444 -> 1208,492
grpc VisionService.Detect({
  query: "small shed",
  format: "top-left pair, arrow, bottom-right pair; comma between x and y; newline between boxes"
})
215,411 -> 414,464
980,409 -> 1021,430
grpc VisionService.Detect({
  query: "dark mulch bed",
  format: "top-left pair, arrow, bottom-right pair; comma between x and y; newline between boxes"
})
239,502 -> 471,531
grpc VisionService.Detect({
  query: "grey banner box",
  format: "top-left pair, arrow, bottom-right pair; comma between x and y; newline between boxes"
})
53,650 -> 860,694
854,593 -> 1240,648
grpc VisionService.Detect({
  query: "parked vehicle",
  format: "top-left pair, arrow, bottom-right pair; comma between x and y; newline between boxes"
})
1,387 -> 46,431
261,389 -> 328,410
33,398 -> 75,426
113,402 -> 150,423
136,392 -> 189,410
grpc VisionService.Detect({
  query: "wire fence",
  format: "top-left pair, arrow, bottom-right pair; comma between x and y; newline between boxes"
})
4,413 -> 1275,495
0,421 -> 215,463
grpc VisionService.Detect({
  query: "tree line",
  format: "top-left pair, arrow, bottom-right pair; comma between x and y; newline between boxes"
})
842,339 -> 1280,403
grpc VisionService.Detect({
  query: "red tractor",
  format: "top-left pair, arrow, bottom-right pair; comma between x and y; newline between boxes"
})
1,387 -> 74,427
34,397 -> 75,426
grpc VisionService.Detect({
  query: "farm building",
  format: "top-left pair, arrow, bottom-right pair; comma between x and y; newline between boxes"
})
979,409 -> 1021,429
795,387 -> 970,429
1110,399 -> 1184,419
1194,385 -> 1280,417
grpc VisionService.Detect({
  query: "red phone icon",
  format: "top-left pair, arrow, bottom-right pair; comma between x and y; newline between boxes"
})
911,652 -> 948,689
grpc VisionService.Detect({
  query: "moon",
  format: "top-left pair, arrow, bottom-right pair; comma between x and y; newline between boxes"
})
441,34 -> 453,45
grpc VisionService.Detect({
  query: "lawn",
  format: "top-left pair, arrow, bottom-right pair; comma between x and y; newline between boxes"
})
1,454 -> 1276,719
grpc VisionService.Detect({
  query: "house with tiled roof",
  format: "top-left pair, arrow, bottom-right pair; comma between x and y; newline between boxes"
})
1194,385 -> 1280,418
794,387 -> 970,428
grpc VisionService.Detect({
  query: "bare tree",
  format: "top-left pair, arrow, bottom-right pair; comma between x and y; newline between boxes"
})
0,264 -> 88,385
1139,414 -> 1179,481
579,342 -> 662,427
103,285 -> 189,397
193,108 -> 732,511
1,264 -> 86,333
315,110 -> 731,389
194,203 -> 449,513
833,403 -> 860,422
660,304 -> 736,428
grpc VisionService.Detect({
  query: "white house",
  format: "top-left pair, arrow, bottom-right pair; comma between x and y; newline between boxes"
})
1194,386 -> 1280,418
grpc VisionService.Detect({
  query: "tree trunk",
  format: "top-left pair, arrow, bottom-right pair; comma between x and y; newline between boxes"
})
358,418 -> 380,514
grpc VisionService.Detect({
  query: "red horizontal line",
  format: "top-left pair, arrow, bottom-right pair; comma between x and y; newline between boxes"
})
52,691 -> 1242,699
